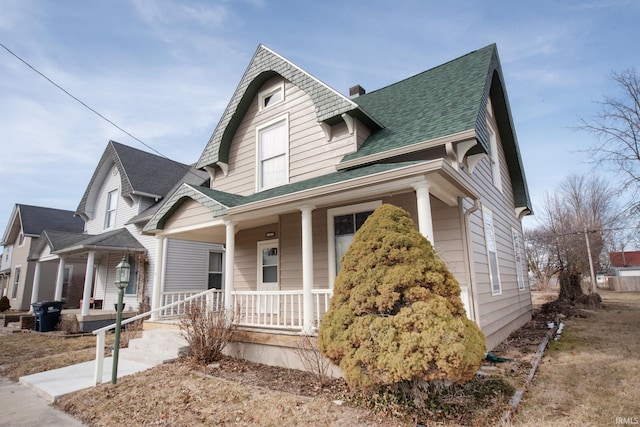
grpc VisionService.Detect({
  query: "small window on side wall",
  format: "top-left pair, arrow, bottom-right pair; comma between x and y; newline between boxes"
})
258,82 -> 284,111
483,207 -> 502,295
208,252 -> 223,290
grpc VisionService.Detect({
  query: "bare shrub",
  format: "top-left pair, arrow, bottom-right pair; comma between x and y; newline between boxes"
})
179,304 -> 237,365
294,334 -> 331,387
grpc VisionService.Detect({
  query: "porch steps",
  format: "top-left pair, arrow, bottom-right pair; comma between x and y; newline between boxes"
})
119,328 -> 189,366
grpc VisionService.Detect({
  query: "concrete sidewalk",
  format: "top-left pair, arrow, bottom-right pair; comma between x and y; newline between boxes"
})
0,377 -> 86,426
19,357 -> 153,402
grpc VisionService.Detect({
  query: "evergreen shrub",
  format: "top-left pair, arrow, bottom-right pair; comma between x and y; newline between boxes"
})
318,204 -> 485,388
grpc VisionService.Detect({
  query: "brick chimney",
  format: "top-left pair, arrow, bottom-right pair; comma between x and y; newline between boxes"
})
349,84 -> 366,99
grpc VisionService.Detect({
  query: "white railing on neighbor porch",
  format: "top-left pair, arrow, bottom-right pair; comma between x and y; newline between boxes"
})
160,290 -> 224,317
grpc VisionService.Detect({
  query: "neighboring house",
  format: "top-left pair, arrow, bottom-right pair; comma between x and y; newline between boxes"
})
608,251 -> 640,291
0,204 -> 84,311
28,140 -> 211,330
142,43 -> 533,367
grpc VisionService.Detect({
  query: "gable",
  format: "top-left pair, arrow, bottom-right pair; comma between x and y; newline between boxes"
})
1,204 -> 83,246
76,140 -> 191,220
195,45 -> 381,173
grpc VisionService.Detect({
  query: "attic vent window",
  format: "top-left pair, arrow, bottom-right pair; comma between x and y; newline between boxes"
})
259,82 -> 284,111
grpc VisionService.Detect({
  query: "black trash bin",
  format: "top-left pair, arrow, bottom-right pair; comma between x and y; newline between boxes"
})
31,301 -> 64,332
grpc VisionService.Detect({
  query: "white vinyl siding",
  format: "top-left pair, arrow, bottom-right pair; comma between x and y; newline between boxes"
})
163,239 -> 224,293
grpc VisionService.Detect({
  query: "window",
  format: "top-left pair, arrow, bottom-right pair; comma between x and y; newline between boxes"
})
61,266 -> 73,299
104,189 -> 118,229
18,233 -> 25,246
512,228 -> 526,291
259,243 -> 278,285
327,201 -> 381,286
483,207 -> 501,295
11,267 -> 20,299
125,259 -> 137,295
257,116 -> 288,190
208,252 -> 223,290
258,82 -> 284,111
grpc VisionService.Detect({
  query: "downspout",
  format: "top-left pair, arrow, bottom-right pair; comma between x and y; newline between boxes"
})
462,197 -> 481,322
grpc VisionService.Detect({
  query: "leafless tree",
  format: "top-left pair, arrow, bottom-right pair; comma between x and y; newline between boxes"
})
529,174 -> 619,300
579,68 -> 640,215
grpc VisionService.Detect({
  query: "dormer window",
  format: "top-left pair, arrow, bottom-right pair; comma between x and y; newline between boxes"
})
104,189 -> 118,229
258,81 -> 284,111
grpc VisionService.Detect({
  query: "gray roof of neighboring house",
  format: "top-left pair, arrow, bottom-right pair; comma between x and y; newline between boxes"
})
127,165 -> 210,225
1,204 -> 84,246
30,228 -> 145,260
76,141 -> 193,217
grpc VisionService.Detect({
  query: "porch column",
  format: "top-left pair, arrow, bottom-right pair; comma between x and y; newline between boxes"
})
54,256 -> 66,301
29,262 -> 42,311
224,221 -> 236,313
150,236 -> 166,320
81,251 -> 96,316
413,180 -> 434,245
300,205 -> 315,334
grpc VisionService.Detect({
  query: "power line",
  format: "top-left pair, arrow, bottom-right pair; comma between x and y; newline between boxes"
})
0,41 -> 205,183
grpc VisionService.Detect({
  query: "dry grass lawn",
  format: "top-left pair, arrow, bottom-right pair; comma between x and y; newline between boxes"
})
3,290 -> 638,426
0,332 -> 113,381
514,291 -> 640,426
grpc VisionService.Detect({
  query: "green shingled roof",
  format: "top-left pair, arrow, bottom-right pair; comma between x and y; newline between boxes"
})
145,161 -> 424,231
344,45 -> 495,162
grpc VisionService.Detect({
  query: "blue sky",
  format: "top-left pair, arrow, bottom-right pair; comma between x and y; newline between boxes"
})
0,0 -> 638,236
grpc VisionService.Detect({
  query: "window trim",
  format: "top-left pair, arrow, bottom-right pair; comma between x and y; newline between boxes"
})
255,114 -> 289,192
104,188 -> 118,230
482,206 -> 502,296
258,81 -> 285,111
207,250 -> 224,290
511,227 -> 526,291
327,200 -> 382,288
257,239 -> 279,289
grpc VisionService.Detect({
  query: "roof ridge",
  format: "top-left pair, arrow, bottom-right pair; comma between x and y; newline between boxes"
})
360,44 -> 496,98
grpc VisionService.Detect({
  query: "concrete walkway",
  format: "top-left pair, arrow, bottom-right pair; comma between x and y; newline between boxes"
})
19,357 -> 153,402
0,377 -> 86,426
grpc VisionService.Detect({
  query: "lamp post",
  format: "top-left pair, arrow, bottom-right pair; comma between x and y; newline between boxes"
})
111,254 -> 131,385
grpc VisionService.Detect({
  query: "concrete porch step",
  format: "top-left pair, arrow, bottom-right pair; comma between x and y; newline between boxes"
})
119,328 -> 190,366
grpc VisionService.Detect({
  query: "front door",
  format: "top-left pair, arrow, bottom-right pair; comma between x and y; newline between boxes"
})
257,240 -> 279,315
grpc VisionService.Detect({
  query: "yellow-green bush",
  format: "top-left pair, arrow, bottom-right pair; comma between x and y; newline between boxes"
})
318,204 -> 485,389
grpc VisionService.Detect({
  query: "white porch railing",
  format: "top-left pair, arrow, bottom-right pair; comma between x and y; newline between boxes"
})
93,287 -> 333,385
160,288 -> 333,330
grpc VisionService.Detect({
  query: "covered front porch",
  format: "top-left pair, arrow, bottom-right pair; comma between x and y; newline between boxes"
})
145,159 -> 480,334
29,228 -> 146,331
